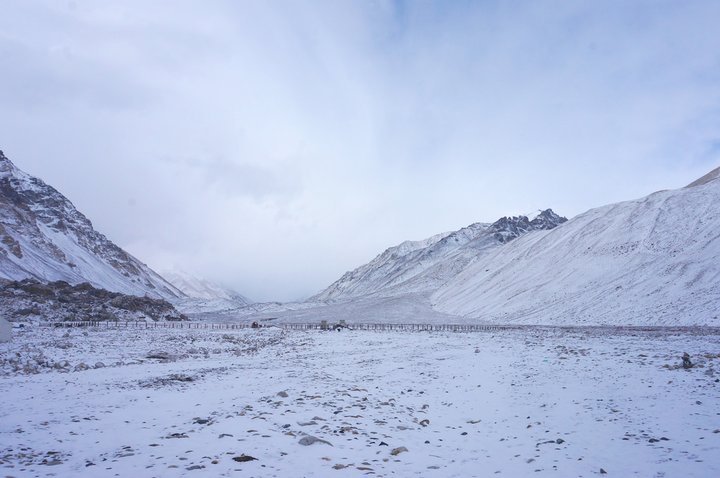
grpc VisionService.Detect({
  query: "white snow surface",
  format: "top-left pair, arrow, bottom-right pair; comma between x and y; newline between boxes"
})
0,151 -> 182,300
433,174 -> 720,326
1,325 -> 719,477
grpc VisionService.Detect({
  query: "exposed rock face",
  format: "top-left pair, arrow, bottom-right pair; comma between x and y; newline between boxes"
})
490,209 -> 568,243
0,150 -> 182,300
0,278 -> 187,322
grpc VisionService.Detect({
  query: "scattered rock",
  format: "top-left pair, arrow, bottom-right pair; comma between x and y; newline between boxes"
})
682,353 -> 693,369
390,447 -> 408,456
600,468 -> 607,474
419,419 -> 430,427
232,454 -> 258,462
299,435 -> 332,446
146,351 -> 174,361
277,391 -> 289,398
556,438 -> 565,444
186,465 -> 205,470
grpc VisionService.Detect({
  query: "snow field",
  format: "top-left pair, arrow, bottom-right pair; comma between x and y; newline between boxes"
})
1,326 -> 719,477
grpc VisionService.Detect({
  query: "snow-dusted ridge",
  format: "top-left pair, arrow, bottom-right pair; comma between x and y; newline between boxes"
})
432,167 -> 720,325
312,209 -> 567,302
0,150 -> 182,300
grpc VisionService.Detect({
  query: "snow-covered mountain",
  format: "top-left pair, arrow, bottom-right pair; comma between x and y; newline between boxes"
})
162,269 -> 251,304
312,209 -> 567,302
0,150 -> 182,300
432,167 -> 720,325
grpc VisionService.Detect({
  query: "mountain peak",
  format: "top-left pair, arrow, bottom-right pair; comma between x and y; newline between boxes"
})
685,166 -> 720,188
0,150 -> 15,176
489,209 -> 567,244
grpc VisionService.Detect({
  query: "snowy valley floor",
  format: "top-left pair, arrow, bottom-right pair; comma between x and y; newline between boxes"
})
1,326 -> 719,478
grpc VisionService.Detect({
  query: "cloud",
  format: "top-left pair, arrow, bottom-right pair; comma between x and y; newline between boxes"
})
1,0 -> 720,300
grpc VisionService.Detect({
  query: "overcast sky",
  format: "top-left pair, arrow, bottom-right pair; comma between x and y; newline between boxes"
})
2,1 -> 720,301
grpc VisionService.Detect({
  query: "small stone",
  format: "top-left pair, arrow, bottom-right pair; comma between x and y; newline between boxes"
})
390,447 -> 408,456
298,436 -> 332,446
600,468 -> 607,474
94,362 -> 106,369
419,419 -> 430,427
682,353 -> 693,369
233,455 -> 258,462
277,391 -> 289,398
186,465 -> 205,470
556,438 -> 565,444
146,351 -> 174,361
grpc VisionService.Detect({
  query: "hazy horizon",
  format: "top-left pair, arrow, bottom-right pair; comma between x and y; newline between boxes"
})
2,1 -> 720,301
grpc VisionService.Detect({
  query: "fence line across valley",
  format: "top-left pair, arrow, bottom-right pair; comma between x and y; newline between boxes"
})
41,320 -> 517,333
38,321 -> 720,335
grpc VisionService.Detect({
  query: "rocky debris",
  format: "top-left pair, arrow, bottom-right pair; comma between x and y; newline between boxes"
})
140,374 -> 195,388
0,278 -> 187,322
682,352 -> 693,369
298,435 -> 333,446
277,391 -> 289,398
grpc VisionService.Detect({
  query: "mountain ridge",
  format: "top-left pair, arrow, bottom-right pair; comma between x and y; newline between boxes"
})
311,208 -> 567,302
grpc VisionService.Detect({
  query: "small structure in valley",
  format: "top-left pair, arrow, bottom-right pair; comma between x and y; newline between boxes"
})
0,317 -> 11,343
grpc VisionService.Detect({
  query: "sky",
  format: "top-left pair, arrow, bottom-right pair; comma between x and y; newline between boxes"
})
1,0 -> 720,302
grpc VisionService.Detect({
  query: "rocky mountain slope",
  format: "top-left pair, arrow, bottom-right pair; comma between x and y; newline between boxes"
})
0,150 -> 182,300
0,279 -> 186,322
312,209 -> 567,302
432,167 -> 720,325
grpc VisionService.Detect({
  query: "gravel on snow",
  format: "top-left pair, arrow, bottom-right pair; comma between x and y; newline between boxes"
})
1,325 -> 719,477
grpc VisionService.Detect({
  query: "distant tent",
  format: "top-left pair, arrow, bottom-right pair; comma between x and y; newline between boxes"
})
0,318 -> 11,343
